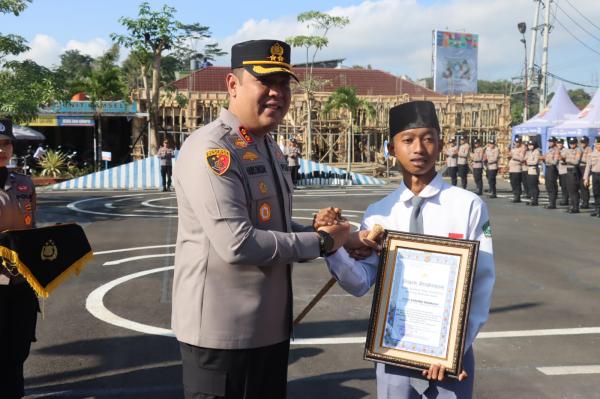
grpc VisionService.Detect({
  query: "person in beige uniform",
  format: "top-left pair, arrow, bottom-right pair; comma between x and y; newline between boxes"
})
457,134 -> 470,189
444,141 -> 458,186
557,139 -> 569,206
470,138 -> 484,195
563,137 -> 583,213
583,136 -> 600,217
0,119 -> 39,399
543,137 -> 560,209
484,138 -> 499,198
579,136 -> 592,209
172,40 -> 350,399
524,140 -> 541,206
508,137 -> 526,203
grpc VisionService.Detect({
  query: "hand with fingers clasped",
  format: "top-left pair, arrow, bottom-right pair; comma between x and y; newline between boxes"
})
422,364 -> 469,382
312,207 -> 344,229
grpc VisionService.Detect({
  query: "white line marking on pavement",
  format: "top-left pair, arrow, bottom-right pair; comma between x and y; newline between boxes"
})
104,203 -> 115,209
141,196 -> 177,209
537,365 -> 600,376
68,195 -> 177,218
103,253 -> 174,266
94,244 -> 175,255
477,327 -> 600,339
294,208 -> 365,214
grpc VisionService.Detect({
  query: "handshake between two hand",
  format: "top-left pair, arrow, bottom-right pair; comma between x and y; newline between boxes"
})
312,207 -> 384,259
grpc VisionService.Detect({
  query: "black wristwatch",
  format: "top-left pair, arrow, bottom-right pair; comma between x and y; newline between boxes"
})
317,230 -> 335,257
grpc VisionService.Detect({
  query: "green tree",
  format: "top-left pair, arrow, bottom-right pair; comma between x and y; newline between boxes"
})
111,2 -> 224,154
287,11 -> 349,160
0,0 -> 30,62
323,86 -> 375,173
55,50 -> 94,97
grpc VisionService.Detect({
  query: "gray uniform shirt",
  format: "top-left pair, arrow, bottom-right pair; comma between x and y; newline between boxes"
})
484,147 -> 499,170
558,148 -> 568,175
445,145 -> 458,167
172,108 -> 320,350
0,172 -> 37,286
471,147 -> 484,168
545,147 -> 559,166
526,148 -> 541,175
565,148 -> 582,167
508,146 -> 525,173
583,150 -> 600,180
457,143 -> 470,165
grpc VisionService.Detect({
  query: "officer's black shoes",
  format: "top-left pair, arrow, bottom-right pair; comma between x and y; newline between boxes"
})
566,209 -> 580,214
489,194 -> 497,199
530,202 -> 539,206
591,208 -> 600,217
581,204 -> 590,209
511,199 -> 521,203
545,205 -> 557,209
559,202 -> 569,206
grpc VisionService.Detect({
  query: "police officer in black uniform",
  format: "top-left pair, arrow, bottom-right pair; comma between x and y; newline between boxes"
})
0,119 -> 39,399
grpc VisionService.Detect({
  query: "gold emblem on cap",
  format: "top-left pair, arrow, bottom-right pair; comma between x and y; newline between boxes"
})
41,240 -> 58,261
269,43 -> 285,62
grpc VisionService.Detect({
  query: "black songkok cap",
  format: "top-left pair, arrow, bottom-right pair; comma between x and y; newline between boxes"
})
580,136 -> 589,143
548,137 -> 557,142
557,138 -> 565,144
0,119 -> 15,141
389,101 -> 440,138
231,39 -> 298,81
568,137 -> 577,144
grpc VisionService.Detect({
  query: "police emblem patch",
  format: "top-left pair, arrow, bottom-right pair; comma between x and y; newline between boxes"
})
239,127 -> 254,143
258,181 -> 268,194
205,149 -> 231,176
41,239 -> 58,261
242,151 -> 260,161
483,221 -> 492,238
258,202 -> 271,222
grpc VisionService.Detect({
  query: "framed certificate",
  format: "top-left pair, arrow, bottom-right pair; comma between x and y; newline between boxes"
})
364,230 -> 479,378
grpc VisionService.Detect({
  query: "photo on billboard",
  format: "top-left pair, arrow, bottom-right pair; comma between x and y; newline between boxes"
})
433,31 -> 478,94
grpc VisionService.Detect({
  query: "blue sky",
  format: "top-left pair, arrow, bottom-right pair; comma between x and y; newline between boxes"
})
2,0 -> 599,93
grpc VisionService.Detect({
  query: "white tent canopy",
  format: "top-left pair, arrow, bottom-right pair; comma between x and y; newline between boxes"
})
13,125 -> 45,141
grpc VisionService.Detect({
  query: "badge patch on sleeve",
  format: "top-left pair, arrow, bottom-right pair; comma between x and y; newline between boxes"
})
483,221 -> 492,238
205,149 -> 231,176
258,202 -> 272,222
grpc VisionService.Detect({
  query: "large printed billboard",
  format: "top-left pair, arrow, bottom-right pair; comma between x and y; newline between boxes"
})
433,31 -> 478,94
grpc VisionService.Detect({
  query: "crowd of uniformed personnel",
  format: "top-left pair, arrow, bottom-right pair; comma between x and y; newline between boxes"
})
443,134 -> 600,216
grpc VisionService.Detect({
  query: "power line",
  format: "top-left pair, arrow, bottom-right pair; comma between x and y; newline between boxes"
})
553,16 -> 600,57
546,70 -> 598,88
563,0 -> 600,33
555,2 -> 600,43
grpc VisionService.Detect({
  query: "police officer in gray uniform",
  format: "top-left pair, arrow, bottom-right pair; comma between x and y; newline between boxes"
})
508,137 -> 526,203
171,40 -> 350,399
557,138 -> 569,206
470,138 -> 484,195
583,136 -> 600,217
524,140 -> 541,206
457,134 -> 470,189
484,138 -> 499,198
0,119 -> 39,399
563,137 -> 583,213
543,137 -> 559,209
579,136 -> 592,209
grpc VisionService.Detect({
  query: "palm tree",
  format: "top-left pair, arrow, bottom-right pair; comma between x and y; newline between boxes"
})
323,86 -> 375,174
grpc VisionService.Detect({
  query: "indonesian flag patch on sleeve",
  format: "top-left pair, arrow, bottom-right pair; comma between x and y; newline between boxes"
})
206,149 -> 231,176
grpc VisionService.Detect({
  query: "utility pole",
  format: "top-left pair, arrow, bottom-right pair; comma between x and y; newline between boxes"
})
528,0 -> 541,90
539,0 -> 552,109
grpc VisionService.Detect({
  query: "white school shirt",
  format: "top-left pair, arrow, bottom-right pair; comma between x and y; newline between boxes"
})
326,173 -> 495,350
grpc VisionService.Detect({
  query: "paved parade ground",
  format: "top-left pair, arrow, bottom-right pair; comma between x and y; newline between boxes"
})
24,180 -> 600,399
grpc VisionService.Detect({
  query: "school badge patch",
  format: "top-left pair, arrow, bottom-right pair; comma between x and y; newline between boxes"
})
483,221 -> 492,238
205,149 -> 231,176
239,127 -> 254,143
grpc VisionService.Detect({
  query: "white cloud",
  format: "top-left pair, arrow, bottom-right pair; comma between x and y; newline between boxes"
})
216,0 -> 600,91
65,38 -> 111,59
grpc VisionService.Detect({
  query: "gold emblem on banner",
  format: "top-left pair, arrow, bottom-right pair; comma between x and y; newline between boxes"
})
41,240 -> 58,261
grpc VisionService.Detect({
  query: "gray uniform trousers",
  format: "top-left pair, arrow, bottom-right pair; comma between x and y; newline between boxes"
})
376,347 -> 474,399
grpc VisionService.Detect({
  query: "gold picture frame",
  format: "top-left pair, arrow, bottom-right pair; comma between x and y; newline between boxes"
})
364,230 -> 479,378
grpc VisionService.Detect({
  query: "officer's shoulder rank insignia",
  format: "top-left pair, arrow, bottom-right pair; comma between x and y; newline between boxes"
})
242,151 -> 260,161
482,221 -> 492,238
239,127 -> 254,144
233,137 -> 248,149
205,148 -> 231,176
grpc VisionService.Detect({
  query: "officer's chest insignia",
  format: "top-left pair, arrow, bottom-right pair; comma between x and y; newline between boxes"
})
41,239 -> 58,261
17,184 -> 29,192
24,214 -> 32,226
205,149 -> 231,176
258,181 -> 268,194
258,202 -> 272,222
242,151 -> 260,161
24,200 -> 32,212
233,137 -> 248,149
246,165 -> 267,175
239,127 -> 254,143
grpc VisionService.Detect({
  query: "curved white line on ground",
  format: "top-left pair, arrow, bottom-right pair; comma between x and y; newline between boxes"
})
294,208 -> 365,214
141,196 -> 177,209
103,253 -> 175,266
68,196 -> 177,218
94,244 -> 175,256
86,266 -> 176,337
87,266 -> 600,344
